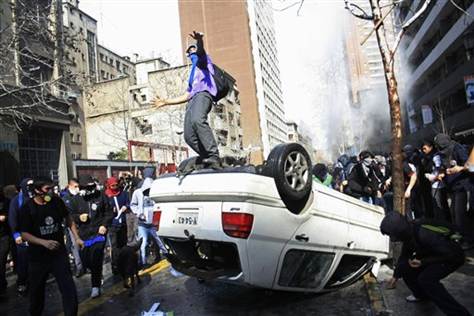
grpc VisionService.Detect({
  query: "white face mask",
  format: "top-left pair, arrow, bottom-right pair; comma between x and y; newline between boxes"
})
69,187 -> 80,196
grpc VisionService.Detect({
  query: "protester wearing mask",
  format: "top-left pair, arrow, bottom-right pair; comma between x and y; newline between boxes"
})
104,177 -> 129,275
434,134 -> 472,247
18,177 -> 82,316
130,177 -> 166,267
381,212 -> 470,316
73,174 -> 113,298
8,178 -> 33,295
152,31 -> 220,167
61,178 -> 85,277
346,151 -> 379,204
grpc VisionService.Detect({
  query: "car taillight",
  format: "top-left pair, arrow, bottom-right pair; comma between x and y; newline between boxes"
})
152,210 -> 161,230
222,212 -> 254,239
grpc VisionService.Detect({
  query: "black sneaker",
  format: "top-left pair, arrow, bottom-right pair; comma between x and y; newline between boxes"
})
202,157 -> 221,169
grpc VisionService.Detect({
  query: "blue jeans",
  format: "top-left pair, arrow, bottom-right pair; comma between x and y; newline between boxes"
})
359,196 -> 373,204
137,225 -> 166,265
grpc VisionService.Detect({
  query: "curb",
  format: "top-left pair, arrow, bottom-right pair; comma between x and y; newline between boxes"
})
363,273 -> 392,316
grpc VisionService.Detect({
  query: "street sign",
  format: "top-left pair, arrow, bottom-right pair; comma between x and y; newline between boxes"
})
421,105 -> 433,125
464,75 -> 474,105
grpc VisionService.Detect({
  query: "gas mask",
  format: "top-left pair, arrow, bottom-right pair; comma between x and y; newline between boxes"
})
36,187 -> 54,203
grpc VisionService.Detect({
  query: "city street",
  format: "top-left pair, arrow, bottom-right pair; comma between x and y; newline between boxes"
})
1,252 -> 473,315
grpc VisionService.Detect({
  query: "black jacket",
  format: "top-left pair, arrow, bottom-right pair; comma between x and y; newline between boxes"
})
346,163 -> 379,199
394,220 -> 465,278
63,190 -> 113,240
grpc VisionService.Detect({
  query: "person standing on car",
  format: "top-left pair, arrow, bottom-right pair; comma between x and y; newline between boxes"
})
152,31 -> 220,167
8,178 -> 33,295
74,174 -> 113,298
18,177 -> 82,316
104,176 -> 129,275
380,211 -> 470,316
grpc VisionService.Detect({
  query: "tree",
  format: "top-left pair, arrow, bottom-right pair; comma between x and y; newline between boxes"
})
0,0 -> 80,130
345,0 -> 434,214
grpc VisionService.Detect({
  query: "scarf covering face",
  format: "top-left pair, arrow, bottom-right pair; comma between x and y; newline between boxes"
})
105,177 -> 120,198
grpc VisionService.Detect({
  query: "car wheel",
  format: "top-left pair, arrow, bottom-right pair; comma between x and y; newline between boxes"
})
266,143 -> 312,213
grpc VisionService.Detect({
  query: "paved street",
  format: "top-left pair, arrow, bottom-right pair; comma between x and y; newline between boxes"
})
1,254 -> 473,316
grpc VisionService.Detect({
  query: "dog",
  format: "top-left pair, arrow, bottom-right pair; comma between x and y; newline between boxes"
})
117,238 -> 142,295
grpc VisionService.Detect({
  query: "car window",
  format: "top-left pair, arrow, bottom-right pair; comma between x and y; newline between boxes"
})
278,250 -> 335,289
325,254 -> 371,289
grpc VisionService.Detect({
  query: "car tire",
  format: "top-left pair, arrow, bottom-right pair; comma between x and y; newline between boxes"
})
266,143 -> 312,213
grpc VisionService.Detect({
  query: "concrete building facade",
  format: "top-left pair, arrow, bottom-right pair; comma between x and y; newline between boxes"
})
178,0 -> 287,162
395,0 -> 474,144
85,65 -> 244,163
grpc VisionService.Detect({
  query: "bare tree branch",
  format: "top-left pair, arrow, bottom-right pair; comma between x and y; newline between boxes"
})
390,0 -> 432,56
345,0 -> 374,20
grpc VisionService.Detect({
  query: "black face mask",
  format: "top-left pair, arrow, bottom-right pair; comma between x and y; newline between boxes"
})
80,184 -> 97,197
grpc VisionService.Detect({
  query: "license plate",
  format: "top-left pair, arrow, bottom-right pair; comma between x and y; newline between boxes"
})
176,212 -> 199,226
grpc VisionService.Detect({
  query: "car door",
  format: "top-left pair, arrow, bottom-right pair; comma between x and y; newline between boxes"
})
272,185 -> 350,292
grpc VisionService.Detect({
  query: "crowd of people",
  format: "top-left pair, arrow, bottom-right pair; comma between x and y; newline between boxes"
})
0,166 -> 165,315
313,133 -> 474,245
312,132 -> 474,316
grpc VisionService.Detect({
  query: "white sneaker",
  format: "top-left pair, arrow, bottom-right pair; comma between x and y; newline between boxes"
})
91,287 -> 101,299
405,295 -> 421,302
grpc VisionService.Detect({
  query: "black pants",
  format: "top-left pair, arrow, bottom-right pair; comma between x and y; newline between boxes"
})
16,243 -> 29,286
399,260 -> 471,316
450,190 -> 472,241
184,92 -> 219,159
80,241 -> 105,288
432,187 -> 451,222
29,252 -> 78,316
0,236 -> 10,290
109,226 -> 127,272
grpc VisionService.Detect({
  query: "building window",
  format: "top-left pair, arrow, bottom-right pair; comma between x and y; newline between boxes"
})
141,94 -> 147,102
70,22 -> 74,29
116,60 -> 121,71
101,70 -> 106,79
75,134 -> 81,143
70,133 -> 74,140
86,31 -> 97,78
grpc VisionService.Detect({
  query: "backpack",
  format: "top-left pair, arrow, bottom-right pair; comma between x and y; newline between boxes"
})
413,219 -> 463,243
212,64 -> 232,103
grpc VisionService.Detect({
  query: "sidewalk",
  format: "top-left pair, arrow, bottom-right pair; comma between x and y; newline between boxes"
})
377,250 -> 474,315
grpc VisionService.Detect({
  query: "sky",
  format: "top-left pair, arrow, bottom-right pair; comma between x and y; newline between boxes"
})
79,0 -> 349,152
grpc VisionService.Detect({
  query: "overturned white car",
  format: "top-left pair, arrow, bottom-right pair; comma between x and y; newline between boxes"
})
150,143 -> 389,292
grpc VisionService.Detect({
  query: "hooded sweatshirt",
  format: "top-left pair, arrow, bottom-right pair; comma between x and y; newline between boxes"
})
434,134 -> 470,191
130,178 -> 155,227
104,177 -> 129,227
380,212 -> 464,278
9,178 -> 32,240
